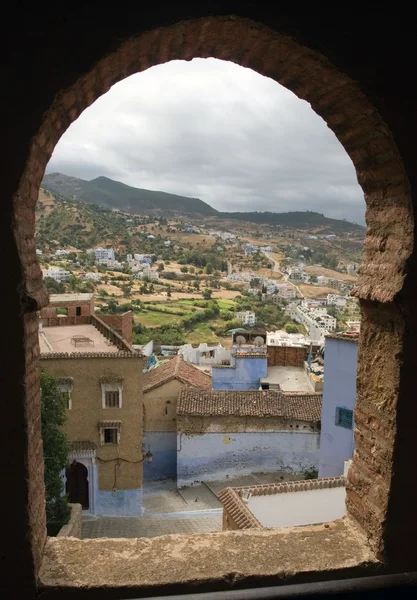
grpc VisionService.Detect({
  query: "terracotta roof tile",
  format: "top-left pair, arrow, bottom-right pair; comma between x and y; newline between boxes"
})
177,389 -> 322,422
143,355 -> 212,392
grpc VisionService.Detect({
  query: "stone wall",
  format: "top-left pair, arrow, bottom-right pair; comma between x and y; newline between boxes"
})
40,297 -> 94,319
178,415 -> 318,434
4,6 -> 417,595
100,311 -> 133,345
56,504 -> 82,539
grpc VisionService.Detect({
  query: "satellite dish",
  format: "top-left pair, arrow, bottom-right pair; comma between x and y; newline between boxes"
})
254,336 -> 264,347
236,335 -> 246,346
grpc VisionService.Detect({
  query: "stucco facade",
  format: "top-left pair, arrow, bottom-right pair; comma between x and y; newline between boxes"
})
212,356 -> 267,390
40,354 -> 144,515
177,415 -> 320,487
318,335 -> 358,478
143,379 -> 181,481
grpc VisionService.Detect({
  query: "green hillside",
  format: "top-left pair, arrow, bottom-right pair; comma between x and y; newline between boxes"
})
42,173 -> 218,216
42,173 -> 364,233
222,211 -> 363,232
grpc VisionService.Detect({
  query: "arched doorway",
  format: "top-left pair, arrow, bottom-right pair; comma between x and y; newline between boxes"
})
65,461 -> 89,509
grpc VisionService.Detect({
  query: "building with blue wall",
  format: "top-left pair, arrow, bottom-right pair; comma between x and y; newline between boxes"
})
318,333 -> 358,478
143,356 -> 212,481
212,353 -> 267,390
177,389 -> 322,486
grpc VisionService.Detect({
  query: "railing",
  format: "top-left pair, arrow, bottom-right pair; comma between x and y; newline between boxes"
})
90,314 -> 134,352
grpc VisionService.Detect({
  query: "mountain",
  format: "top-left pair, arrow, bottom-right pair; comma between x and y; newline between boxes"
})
42,173 -> 218,216
220,211 -> 363,232
42,173 -> 364,233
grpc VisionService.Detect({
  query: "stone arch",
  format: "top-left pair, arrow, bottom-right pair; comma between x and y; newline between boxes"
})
15,16 -> 413,309
11,15 -> 416,573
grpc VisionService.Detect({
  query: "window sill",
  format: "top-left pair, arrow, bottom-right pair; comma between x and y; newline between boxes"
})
39,516 -> 379,597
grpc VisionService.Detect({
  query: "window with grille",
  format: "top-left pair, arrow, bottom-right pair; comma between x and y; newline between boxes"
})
61,391 -> 71,409
103,428 -> 118,444
335,407 -> 353,429
105,390 -> 120,408
58,382 -> 72,410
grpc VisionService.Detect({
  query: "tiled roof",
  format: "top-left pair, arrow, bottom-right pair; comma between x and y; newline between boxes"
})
143,355 -> 212,393
177,389 -> 322,422
218,477 -> 346,530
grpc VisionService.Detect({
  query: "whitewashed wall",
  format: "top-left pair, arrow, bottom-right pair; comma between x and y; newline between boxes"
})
177,430 -> 320,487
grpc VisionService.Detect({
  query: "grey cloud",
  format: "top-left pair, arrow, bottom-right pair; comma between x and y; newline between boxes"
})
47,58 -> 365,224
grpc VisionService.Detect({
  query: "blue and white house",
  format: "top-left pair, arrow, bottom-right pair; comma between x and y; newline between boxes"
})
318,333 -> 358,478
212,351 -> 267,391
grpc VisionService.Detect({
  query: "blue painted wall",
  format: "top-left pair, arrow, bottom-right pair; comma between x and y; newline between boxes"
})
143,432 -> 177,481
212,356 -> 267,390
95,488 -> 143,516
318,337 -> 357,478
177,431 -> 320,487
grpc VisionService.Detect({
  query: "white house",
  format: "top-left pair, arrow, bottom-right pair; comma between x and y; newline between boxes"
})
84,272 -> 101,282
42,267 -> 70,282
54,249 -> 70,257
235,311 -> 256,326
164,240 -> 171,247
318,333 -> 358,477
327,294 -> 347,308
87,247 -> 115,261
179,343 -> 231,366
287,267 -> 304,282
137,267 -> 159,280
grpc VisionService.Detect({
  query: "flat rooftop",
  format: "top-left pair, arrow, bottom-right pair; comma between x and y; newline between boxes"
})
39,324 -> 119,353
248,486 -> 346,528
260,366 -> 313,392
49,293 -> 93,303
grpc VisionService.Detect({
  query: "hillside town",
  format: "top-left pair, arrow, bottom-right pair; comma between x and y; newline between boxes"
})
36,193 -> 362,539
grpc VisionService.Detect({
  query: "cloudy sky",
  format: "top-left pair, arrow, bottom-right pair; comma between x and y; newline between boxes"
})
47,58 -> 365,224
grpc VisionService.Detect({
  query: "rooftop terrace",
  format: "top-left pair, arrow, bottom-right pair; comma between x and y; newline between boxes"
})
39,324 -> 119,354
260,366 -> 314,392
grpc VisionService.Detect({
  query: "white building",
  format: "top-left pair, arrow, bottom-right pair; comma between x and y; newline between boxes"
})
317,275 -> 344,290
42,267 -> 70,282
235,311 -> 256,326
84,272 -> 101,282
287,267 -> 304,282
137,267 -> 159,280
327,294 -> 347,308
285,303 -> 332,342
54,249 -> 70,257
87,247 -> 115,261
266,331 -> 311,348
179,343 -> 231,366
164,240 -> 171,247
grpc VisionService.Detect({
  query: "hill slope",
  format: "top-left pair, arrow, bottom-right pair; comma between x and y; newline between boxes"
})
42,173 -> 218,216
220,210 -> 363,232
42,172 -> 364,232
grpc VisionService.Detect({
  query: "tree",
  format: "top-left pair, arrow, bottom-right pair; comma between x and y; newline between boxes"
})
189,266 -> 195,274
180,266 -> 188,273
121,283 -> 132,298
285,322 -> 299,333
157,262 -> 165,272
202,288 -> 212,300
167,286 -> 172,298
40,371 -> 71,536
310,274 -> 318,283
193,280 -> 200,290
205,262 -> 213,275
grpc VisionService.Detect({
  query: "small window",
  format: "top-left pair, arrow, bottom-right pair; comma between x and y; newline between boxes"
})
103,428 -> 118,444
76,306 -> 82,316
105,390 -> 120,408
335,407 -> 354,430
58,382 -> 72,410
61,391 -> 72,410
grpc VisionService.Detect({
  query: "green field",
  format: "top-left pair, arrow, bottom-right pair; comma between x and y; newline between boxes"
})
134,310 -> 183,327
